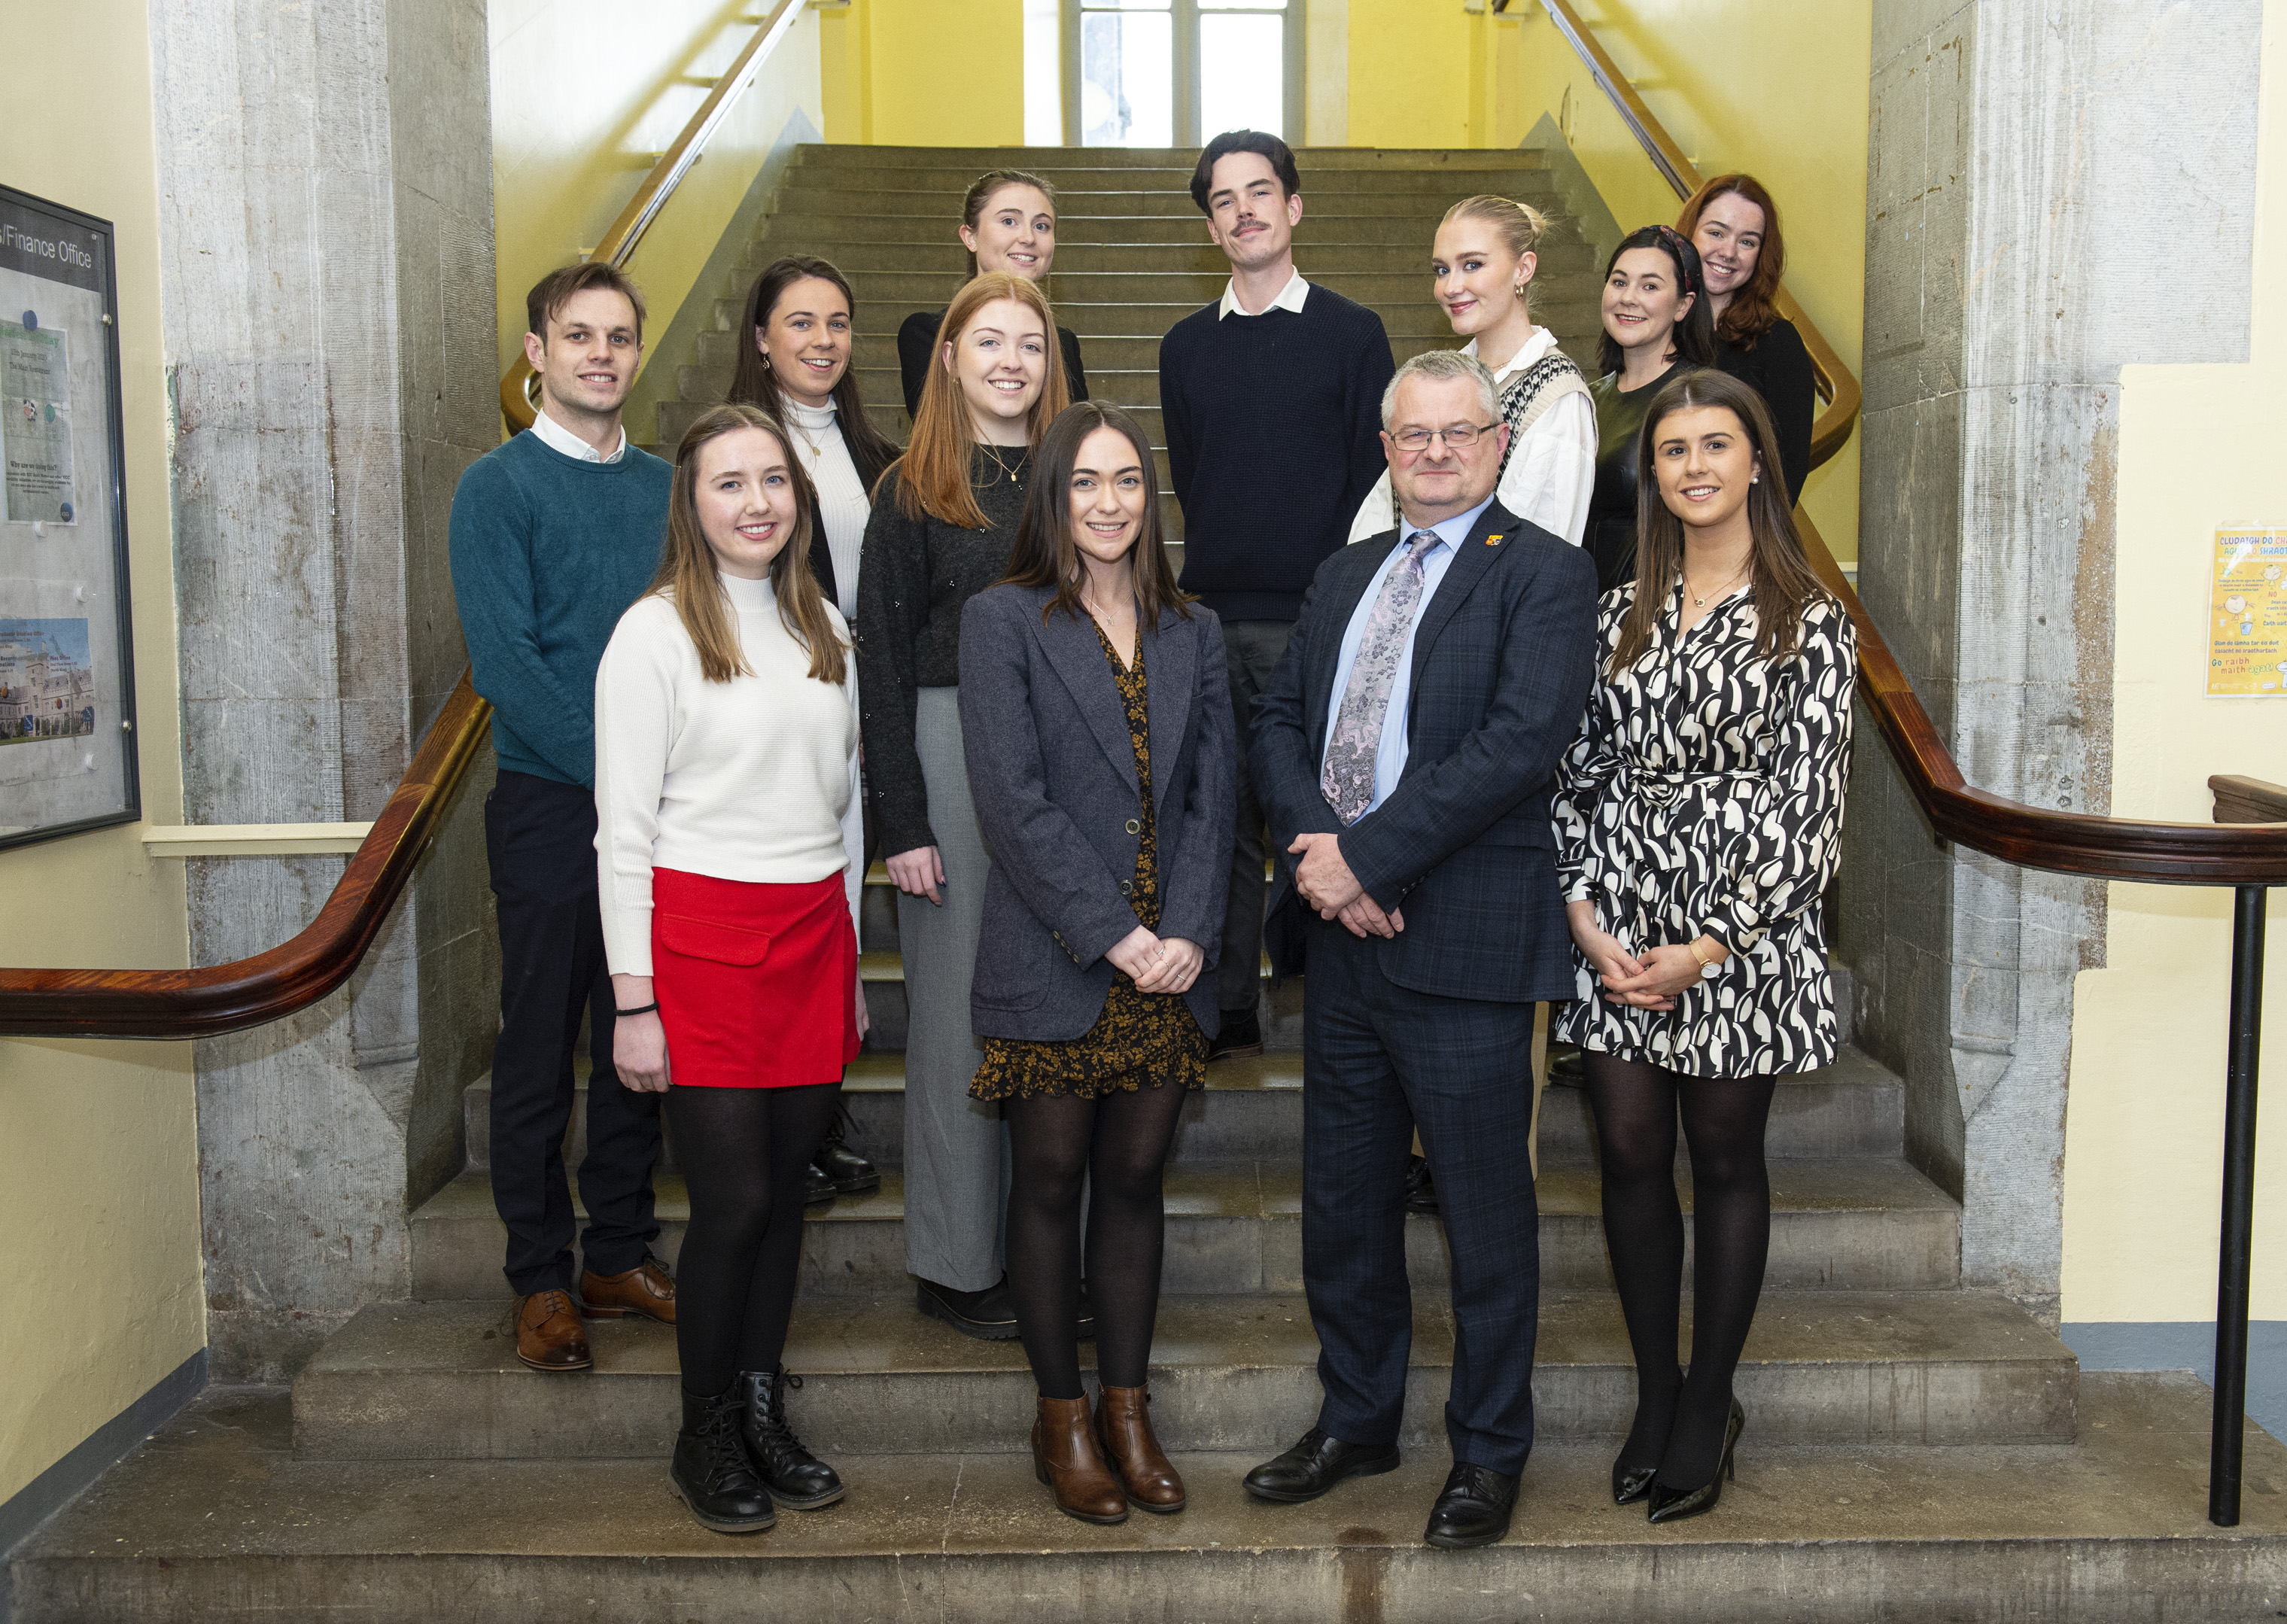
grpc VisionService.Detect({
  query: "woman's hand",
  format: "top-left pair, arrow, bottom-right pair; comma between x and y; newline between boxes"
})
1567,900 -> 1643,985
885,844 -> 945,905
854,964 -> 871,1041
611,974 -> 671,1093
1598,935 -> 1729,1011
1105,926 -> 1164,984
1133,936 -> 1205,995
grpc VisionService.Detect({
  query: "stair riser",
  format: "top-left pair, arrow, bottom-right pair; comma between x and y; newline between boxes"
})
291,1352 -> 2072,1461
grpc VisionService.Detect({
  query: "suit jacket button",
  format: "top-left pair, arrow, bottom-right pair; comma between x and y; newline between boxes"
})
1125,818 -> 1140,835
1119,880 -> 1133,896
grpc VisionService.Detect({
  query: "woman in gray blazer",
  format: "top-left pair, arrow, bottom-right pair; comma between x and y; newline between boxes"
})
957,402 -> 1236,1527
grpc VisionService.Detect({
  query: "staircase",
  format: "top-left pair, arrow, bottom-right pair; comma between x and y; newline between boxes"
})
14,145 -> 2287,1622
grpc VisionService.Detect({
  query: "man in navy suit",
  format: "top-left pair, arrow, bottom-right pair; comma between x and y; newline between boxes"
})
1241,350 -> 1599,1546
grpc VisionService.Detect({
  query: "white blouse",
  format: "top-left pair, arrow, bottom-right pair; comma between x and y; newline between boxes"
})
780,395 -> 869,621
595,573 -> 863,977
1347,327 -> 1596,548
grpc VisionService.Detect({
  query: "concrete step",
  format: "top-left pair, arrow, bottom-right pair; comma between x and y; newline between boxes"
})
408,1154 -> 1960,1302
25,1376 -> 2279,1624
290,1288 -> 2071,1461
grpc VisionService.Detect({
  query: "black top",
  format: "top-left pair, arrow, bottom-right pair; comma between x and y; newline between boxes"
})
1158,284 -> 1395,622
854,447 -> 1032,855
1585,360 -> 1695,595
897,311 -> 1088,421
1717,315 -> 1813,504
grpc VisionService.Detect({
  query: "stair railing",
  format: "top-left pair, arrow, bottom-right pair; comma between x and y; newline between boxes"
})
0,2 -> 810,1041
1532,0 -> 2287,1525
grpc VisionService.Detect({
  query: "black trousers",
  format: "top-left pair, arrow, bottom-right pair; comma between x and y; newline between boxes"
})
485,769 -> 662,1295
1301,918 -> 1542,1473
1218,619 -> 1294,1014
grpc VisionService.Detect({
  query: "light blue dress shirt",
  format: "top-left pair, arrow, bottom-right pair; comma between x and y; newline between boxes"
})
1318,493 -> 1498,818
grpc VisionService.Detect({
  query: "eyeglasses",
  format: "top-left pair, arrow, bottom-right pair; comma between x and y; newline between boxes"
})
1389,423 -> 1498,452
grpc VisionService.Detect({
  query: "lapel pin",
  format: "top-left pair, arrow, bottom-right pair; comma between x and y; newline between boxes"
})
1486,534 -> 1504,546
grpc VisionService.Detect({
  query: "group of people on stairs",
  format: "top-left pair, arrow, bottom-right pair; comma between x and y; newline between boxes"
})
446,127 -> 1854,1544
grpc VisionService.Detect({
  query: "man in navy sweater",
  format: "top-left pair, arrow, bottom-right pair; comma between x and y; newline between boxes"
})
1160,130 -> 1395,1058
449,263 -> 676,1373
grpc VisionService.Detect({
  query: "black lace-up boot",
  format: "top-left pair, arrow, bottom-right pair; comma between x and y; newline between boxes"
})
735,1367 -> 845,1509
669,1386 -> 775,1533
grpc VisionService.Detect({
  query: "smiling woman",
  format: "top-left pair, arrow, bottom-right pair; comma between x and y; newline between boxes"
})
1677,175 -> 1814,505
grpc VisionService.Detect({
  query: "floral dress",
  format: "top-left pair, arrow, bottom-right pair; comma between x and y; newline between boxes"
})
969,625 -> 1209,1100
1552,579 -> 1857,1078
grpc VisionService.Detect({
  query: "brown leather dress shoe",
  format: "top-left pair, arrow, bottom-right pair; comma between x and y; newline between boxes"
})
1032,1395 -> 1128,1524
1096,1383 -> 1185,1513
514,1289 -> 592,1371
581,1253 -> 677,1323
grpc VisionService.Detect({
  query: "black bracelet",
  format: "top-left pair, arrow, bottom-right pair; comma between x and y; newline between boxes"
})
615,1002 -> 659,1017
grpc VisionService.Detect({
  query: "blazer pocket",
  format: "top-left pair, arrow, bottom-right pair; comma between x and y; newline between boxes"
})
657,914 -> 772,966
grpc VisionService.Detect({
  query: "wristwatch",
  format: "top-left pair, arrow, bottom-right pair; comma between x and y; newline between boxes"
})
1688,940 -> 1723,981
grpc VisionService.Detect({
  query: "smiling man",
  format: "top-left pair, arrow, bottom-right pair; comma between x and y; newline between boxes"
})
449,263 -> 677,1375
1158,129 -> 1394,1062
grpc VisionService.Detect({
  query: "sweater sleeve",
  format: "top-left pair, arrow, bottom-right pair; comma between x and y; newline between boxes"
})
1159,327 -> 1197,516
449,457 -> 598,786
897,311 -> 935,421
1729,321 -> 1814,504
593,601 -> 680,977
1346,468 -> 1399,546
856,477 -> 940,857
1061,327 -> 1090,403
1499,388 -> 1597,547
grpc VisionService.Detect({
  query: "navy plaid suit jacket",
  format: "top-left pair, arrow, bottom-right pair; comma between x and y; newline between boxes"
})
1251,499 -> 1599,1004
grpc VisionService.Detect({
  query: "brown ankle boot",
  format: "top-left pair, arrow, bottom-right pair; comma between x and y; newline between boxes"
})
1032,1395 -> 1128,1524
1095,1383 -> 1185,1513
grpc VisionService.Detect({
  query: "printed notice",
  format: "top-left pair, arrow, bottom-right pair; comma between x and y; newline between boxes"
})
2,315 -> 74,524
2208,528 -> 2287,695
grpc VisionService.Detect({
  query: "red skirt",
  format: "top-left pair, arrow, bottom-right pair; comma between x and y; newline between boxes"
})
652,868 -> 859,1089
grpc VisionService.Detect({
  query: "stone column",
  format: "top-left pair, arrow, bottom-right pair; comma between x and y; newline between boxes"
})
150,0 -> 499,1379
1846,0 -> 2261,1320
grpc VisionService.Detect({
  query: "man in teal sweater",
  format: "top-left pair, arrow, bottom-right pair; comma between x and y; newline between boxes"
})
449,262 -> 676,1373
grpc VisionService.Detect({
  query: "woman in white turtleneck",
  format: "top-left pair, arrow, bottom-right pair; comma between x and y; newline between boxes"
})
729,256 -> 902,619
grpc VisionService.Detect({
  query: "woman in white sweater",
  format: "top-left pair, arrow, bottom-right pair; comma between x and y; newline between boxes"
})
595,401 -> 865,1535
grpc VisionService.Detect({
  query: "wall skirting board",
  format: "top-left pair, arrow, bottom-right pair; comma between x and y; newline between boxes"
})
0,1349 -> 206,1624
2063,1322 -> 2287,1442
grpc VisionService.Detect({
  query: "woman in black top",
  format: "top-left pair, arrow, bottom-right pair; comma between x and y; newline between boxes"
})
1585,226 -> 1717,592
898,169 -> 1090,421
1680,175 -> 1814,503
858,272 -> 1070,1342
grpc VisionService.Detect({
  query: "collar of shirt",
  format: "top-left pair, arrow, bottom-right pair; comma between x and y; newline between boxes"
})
1461,327 -> 1562,384
1398,491 -> 1500,561
530,405 -> 627,464
1218,268 -> 1311,320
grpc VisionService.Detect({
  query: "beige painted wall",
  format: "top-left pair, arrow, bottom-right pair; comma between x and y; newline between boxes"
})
1,0 -> 204,1509
2060,9 -> 2287,1324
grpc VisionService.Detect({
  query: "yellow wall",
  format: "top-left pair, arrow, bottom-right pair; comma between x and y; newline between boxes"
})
489,0 -> 826,382
820,0 -> 1024,146
2,0 -> 204,1510
2061,14 -> 2287,1324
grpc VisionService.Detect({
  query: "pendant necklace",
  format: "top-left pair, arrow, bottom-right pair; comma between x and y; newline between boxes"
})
1685,564 -> 1749,610
978,443 -> 1024,485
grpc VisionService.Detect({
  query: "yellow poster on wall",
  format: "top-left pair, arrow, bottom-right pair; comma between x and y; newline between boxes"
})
2208,528 -> 2287,695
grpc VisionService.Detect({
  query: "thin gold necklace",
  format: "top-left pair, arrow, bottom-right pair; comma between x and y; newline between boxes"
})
977,442 -> 1025,484
1684,563 -> 1750,609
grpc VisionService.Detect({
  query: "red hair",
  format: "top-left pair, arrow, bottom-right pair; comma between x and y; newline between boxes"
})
1677,173 -> 1785,349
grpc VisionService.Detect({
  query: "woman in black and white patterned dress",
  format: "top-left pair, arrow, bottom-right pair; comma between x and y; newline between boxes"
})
1551,368 -> 1854,1526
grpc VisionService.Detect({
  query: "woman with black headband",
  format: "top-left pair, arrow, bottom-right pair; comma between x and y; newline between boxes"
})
1583,226 -> 1717,593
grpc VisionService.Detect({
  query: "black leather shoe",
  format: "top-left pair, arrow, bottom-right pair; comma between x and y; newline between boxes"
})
915,1276 -> 1020,1340
1424,1461 -> 1519,1549
815,1105 -> 880,1195
1242,1428 -> 1400,1504
1404,1154 -> 1439,1215
1547,1044 -> 1585,1085
670,1388 -> 775,1534
1207,1008 -> 1263,1062
734,1367 -> 844,1510
804,1162 -> 835,1206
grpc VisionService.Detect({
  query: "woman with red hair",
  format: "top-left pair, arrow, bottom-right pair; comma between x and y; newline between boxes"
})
1677,175 -> 1814,503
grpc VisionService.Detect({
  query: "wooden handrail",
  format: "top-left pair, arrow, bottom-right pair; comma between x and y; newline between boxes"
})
0,674 -> 492,1039
498,0 -> 805,433
1540,0 -> 2287,885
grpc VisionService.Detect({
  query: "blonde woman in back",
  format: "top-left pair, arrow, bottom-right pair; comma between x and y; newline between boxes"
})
1349,193 -> 1596,548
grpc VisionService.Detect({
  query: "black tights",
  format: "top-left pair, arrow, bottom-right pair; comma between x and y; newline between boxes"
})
665,1081 -> 842,1398
1585,1053 -> 1777,1492
1003,1083 -> 1192,1400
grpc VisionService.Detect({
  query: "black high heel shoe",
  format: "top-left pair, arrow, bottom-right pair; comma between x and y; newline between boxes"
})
1646,1397 -> 1745,1525
1612,1367 -> 1685,1506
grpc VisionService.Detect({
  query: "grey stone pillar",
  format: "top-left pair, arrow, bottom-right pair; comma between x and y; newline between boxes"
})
151,0 -> 499,1379
1845,0 -> 2261,1320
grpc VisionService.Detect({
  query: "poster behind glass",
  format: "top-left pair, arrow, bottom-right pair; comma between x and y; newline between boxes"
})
0,184 -> 137,850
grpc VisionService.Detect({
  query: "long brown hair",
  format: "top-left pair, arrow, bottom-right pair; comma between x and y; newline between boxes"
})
1609,370 -> 1832,677
727,254 -> 899,481
895,273 -> 1069,528
960,169 -> 1059,278
1677,173 -> 1785,349
1002,402 -> 1193,628
649,403 -> 847,686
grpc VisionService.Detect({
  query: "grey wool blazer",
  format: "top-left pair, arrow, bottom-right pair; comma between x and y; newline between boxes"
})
956,582 -> 1237,1044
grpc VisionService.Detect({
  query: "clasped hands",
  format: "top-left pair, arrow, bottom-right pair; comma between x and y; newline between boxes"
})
1288,832 -> 1404,940
1106,928 -> 1206,994
1564,899 -> 1726,1011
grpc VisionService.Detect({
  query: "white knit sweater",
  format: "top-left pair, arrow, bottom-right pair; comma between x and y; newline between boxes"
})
595,571 -> 862,977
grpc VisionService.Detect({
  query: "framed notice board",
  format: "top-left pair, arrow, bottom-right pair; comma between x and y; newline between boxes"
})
0,183 -> 138,850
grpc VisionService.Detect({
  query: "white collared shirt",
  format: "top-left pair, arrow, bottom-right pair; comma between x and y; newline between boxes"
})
1345,327 -> 1595,548
1218,267 -> 1312,320
530,404 -> 627,465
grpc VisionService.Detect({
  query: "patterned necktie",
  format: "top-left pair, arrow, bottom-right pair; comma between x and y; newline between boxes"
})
1321,531 -> 1433,826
